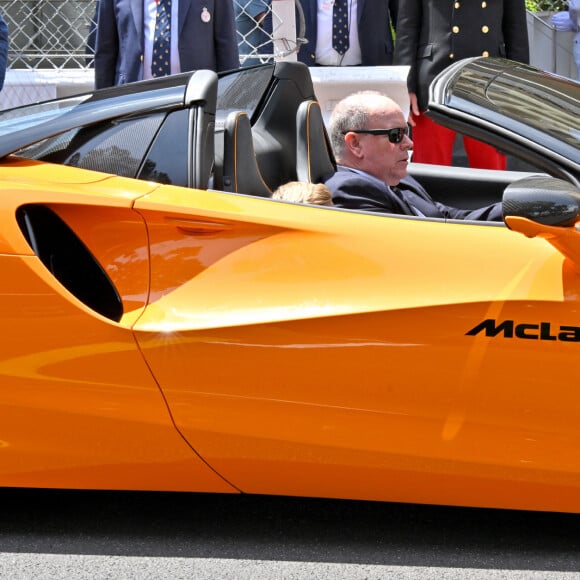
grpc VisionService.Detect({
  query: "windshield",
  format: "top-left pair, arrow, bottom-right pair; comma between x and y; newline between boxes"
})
444,60 -> 580,167
486,69 -> 580,157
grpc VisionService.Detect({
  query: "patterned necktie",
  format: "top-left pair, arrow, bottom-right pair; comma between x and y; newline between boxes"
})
332,0 -> 350,55
152,0 -> 171,77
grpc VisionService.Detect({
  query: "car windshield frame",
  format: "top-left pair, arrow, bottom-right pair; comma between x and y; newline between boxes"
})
0,64 -> 276,160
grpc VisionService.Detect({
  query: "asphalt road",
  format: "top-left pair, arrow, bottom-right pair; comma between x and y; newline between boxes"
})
1,488 -> 580,578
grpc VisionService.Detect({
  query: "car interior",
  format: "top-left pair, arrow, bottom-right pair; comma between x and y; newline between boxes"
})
211,61 -> 545,212
212,61 -> 338,196
12,60 -> 547,214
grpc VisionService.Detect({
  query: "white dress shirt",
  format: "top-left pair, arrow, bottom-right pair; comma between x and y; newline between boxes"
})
315,0 -> 362,66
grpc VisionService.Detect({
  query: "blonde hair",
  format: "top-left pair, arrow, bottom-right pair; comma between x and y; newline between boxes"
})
272,181 -> 333,206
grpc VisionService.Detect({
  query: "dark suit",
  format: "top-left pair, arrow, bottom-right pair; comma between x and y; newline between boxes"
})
394,0 -> 529,111
0,13 -> 8,92
298,0 -> 398,66
95,0 -> 239,89
325,167 -> 503,221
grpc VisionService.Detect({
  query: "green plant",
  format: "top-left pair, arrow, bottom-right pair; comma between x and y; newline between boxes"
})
526,0 -> 569,11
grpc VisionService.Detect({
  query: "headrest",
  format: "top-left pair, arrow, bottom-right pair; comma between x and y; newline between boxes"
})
222,111 -> 272,197
296,100 -> 336,184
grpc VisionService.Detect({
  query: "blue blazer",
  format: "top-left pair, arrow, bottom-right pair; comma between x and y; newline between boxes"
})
325,167 -> 503,221
95,0 -> 239,89
297,0 -> 398,66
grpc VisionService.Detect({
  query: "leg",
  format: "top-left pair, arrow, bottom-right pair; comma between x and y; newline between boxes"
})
463,136 -> 507,170
411,114 -> 455,166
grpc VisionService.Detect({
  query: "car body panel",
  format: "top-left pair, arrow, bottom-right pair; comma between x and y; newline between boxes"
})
127,185 -> 580,512
0,205 -> 235,493
0,58 -> 580,512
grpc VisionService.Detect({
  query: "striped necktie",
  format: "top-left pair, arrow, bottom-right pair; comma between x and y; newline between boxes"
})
332,0 -> 350,55
152,0 -> 171,77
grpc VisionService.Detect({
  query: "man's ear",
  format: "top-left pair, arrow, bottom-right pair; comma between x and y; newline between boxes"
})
344,132 -> 364,159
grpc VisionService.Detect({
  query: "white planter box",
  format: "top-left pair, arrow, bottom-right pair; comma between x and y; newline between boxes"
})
526,10 -> 577,80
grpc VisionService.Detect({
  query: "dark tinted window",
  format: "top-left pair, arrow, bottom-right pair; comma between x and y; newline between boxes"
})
216,65 -> 274,126
17,114 -> 165,178
138,109 -> 189,186
487,71 -> 580,162
447,61 -> 580,166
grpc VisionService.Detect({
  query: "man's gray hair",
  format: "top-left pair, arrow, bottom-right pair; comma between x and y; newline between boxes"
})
327,90 -> 386,159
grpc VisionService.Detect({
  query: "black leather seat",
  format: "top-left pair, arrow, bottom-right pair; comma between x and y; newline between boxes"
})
295,100 -> 336,184
222,110 -> 272,198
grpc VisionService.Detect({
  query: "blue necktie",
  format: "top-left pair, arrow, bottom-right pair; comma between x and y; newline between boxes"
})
152,0 -> 171,77
332,0 -> 350,55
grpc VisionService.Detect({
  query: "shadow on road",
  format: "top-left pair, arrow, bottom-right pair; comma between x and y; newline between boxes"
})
1,488 -> 580,571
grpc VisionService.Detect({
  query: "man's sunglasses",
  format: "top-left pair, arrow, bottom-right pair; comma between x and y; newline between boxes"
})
342,126 -> 410,144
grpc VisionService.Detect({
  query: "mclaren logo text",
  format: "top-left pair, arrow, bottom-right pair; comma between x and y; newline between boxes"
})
466,319 -> 580,342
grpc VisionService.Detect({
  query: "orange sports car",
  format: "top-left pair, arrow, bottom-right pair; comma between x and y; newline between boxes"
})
0,58 -> 579,514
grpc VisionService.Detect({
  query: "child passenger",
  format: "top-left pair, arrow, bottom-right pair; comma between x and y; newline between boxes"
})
272,181 -> 333,206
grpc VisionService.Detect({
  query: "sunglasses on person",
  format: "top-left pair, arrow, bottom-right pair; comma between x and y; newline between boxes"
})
342,126 -> 410,144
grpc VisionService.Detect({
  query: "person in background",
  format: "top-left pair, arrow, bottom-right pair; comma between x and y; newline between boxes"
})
0,13 -> 8,92
234,0 -> 272,67
94,0 -> 239,89
394,0 -> 529,169
325,91 -> 502,220
297,0 -> 398,67
85,0 -> 99,67
272,181 -> 333,206
570,0 -> 580,80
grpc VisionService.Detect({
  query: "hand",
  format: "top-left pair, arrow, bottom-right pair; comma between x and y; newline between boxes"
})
255,11 -> 267,26
407,93 -> 420,127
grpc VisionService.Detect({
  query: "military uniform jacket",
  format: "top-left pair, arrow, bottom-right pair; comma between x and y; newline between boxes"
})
394,0 -> 530,111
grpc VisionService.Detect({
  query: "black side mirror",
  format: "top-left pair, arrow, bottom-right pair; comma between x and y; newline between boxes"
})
502,176 -> 580,228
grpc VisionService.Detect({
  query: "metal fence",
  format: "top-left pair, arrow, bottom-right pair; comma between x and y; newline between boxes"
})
5,2 -> 573,107
1,0 -> 303,70
3,0 -> 573,73
2,0 -> 95,69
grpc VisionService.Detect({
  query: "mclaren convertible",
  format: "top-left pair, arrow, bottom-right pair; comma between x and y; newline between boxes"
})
0,57 -> 579,514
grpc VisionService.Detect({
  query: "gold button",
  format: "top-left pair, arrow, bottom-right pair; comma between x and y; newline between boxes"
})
482,51 -> 489,57
482,25 -> 489,33
452,26 -> 459,33
482,1 -> 487,7
454,1 -> 460,8
449,53 -> 455,59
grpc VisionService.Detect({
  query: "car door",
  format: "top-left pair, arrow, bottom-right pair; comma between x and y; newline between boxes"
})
132,183 -> 580,512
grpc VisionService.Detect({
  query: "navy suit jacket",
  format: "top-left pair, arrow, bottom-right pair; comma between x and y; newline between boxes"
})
298,0 -> 397,66
325,167 -> 503,221
95,0 -> 239,89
